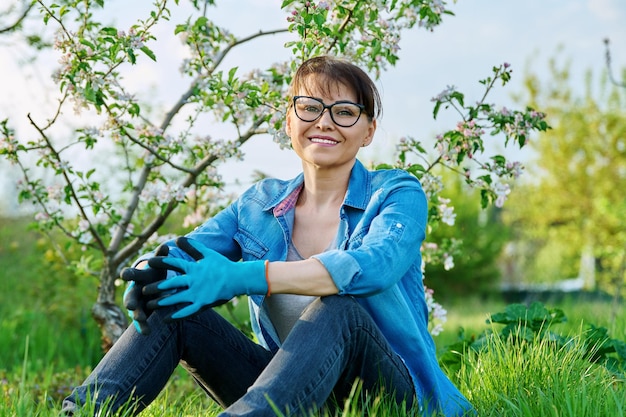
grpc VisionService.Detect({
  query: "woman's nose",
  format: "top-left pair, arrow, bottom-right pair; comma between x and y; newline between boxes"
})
316,108 -> 335,128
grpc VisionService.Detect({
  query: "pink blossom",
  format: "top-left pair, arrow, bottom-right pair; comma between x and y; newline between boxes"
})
34,212 -> 50,222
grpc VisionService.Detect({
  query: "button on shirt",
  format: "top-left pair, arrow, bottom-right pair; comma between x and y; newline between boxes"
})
153,159 -> 474,416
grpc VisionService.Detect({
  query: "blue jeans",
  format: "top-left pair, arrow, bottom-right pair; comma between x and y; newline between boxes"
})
62,296 -> 416,416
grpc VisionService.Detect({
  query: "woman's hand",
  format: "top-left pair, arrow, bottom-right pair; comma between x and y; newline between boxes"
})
120,243 -> 170,335
144,237 -> 268,321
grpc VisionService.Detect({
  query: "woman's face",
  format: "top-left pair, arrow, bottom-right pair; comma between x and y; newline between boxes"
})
286,75 -> 376,173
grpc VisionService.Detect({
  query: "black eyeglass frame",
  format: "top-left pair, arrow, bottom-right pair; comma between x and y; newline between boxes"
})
292,95 -> 366,128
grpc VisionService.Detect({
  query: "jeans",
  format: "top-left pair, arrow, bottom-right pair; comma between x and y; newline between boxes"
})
62,295 -> 416,416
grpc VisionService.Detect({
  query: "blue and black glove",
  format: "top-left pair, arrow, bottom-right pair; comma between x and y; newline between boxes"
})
121,243 -> 171,335
144,236 -> 268,321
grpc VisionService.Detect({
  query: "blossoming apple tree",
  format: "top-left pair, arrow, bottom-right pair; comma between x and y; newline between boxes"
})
0,0 -> 549,350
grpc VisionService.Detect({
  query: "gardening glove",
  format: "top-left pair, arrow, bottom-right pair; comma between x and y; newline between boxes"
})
144,236 -> 268,321
121,243 -> 171,335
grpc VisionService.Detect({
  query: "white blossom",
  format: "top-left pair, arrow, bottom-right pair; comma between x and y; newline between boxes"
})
493,182 -> 511,208
438,197 -> 456,226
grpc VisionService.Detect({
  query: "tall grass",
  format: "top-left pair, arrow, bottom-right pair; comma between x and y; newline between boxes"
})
0,217 -> 102,373
4,301 -> 624,417
456,327 -> 626,416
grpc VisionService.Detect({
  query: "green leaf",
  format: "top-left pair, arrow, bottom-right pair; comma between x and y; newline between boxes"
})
64,185 -> 73,204
79,38 -> 96,51
101,27 -> 118,36
194,16 -> 208,30
407,164 -> 426,176
450,91 -> 465,107
433,101 -> 442,119
375,163 -> 394,170
491,155 -> 506,165
313,13 -> 326,26
84,84 -> 97,103
480,189 -> 491,209
228,67 -> 238,83
412,141 -> 426,154
128,103 -> 140,117
478,174 -> 492,185
140,46 -> 157,62
127,48 -> 136,64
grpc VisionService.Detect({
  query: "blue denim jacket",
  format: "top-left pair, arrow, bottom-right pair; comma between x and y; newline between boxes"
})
156,159 -> 473,416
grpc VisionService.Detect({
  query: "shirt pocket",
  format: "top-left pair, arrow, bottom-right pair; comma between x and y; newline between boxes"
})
388,220 -> 406,242
234,228 -> 269,260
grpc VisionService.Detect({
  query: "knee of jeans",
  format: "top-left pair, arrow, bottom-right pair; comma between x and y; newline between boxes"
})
148,304 -> 181,322
319,294 -> 357,310
308,295 -> 366,323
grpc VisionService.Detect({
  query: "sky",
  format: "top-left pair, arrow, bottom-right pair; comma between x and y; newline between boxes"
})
1,0 -> 625,212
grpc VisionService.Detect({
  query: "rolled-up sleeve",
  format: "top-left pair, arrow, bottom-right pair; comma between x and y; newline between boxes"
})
312,175 -> 427,296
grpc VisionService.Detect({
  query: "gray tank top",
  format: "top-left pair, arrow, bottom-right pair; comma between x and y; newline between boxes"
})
264,243 -> 317,343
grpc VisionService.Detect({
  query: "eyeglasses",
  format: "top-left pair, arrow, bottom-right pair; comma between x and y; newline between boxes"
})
292,96 -> 365,128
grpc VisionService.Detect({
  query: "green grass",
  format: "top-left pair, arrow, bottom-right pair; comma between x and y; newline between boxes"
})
439,296 -> 626,417
1,217 -> 625,416
3,301 -> 626,417
458,327 -> 626,416
0,217 -> 102,372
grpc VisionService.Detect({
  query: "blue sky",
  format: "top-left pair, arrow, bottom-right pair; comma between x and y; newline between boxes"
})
1,0 -> 625,204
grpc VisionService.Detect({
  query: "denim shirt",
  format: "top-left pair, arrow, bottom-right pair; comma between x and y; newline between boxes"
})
153,159 -> 474,416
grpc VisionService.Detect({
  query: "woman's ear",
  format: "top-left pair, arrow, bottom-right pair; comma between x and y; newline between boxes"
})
362,119 -> 376,147
285,111 -> 293,138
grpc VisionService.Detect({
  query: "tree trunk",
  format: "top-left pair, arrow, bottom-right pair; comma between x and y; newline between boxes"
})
92,263 -> 128,352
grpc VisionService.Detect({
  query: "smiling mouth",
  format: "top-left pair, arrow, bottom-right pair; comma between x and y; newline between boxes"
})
310,137 -> 338,145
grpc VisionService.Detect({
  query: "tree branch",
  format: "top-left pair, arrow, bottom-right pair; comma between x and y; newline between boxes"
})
160,27 -> 289,133
325,2 -> 357,53
604,38 -> 626,89
112,116 -> 265,266
0,1 -> 34,34
27,113 -> 108,253
111,26 -> 292,267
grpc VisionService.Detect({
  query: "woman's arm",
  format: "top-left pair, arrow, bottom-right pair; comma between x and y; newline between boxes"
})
267,257 -> 339,296
268,174 -> 426,298
313,175 -> 427,296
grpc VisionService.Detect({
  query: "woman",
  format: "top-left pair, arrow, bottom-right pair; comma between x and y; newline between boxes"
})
62,56 -> 474,416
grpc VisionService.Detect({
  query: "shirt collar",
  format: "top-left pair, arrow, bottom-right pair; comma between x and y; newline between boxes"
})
272,182 -> 303,216
343,159 -> 371,210
266,159 -> 372,214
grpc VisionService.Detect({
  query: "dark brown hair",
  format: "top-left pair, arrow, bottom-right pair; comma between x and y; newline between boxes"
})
289,56 -> 382,121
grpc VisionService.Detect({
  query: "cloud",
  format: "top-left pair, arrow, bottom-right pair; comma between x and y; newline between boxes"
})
587,0 -> 624,22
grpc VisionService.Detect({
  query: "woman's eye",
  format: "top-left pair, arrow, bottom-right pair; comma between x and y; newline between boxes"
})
303,105 -> 322,113
334,106 -> 356,117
